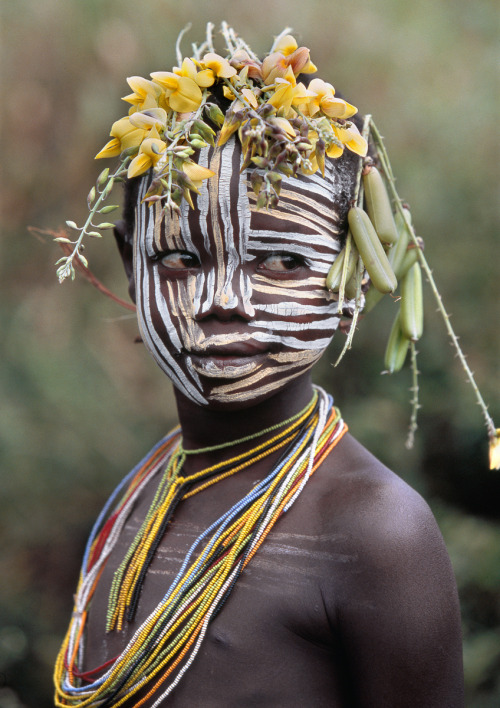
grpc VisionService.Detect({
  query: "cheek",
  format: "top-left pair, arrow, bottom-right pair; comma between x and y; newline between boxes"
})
249,275 -> 341,351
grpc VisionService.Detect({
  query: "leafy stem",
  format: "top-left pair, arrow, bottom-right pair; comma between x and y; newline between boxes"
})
56,157 -> 130,282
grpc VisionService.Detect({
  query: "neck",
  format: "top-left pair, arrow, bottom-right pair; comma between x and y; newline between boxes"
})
173,373 -> 316,452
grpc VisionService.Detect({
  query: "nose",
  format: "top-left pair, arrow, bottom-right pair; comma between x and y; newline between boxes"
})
194,267 -> 255,321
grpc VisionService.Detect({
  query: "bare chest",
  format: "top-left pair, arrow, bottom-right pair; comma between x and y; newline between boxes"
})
82,467 -> 356,706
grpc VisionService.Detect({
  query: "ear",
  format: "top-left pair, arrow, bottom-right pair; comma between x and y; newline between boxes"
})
114,219 -> 136,304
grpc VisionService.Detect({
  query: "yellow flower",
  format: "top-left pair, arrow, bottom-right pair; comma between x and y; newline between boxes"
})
229,49 -> 263,80
174,57 -> 215,88
267,68 -> 313,114
95,117 -> 148,159
305,78 -> 357,119
122,76 -> 162,111
127,127 -> 166,178
218,101 -> 246,147
183,160 -> 215,187
128,107 -> 167,132
268,116 -> 296,137
201,53 -> 237,79
272,34 -> 317,74
333,122 -> 368,156
489,429 -> 500,470
150,72 -> 203,113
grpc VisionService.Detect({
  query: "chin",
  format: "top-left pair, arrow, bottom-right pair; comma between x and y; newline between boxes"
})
185,362 -> 319,412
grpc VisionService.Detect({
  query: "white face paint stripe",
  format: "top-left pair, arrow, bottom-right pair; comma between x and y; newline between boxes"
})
247,231 -> 341,252
252,283 -> 331,300
256,302 -> 340,316
134,184 -> 207,405
249,317 -> 341,332
209,364 -> 320,403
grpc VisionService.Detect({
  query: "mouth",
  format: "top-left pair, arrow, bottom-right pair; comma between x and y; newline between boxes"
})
187,344 -> 269,379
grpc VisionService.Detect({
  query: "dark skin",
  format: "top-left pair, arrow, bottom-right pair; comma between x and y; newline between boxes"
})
81,210 -> 464,707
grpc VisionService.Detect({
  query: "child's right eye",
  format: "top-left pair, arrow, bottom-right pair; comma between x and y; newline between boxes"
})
159,251 -> 200,270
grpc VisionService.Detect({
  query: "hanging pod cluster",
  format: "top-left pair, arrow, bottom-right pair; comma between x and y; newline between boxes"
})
325,118 -> 497,464
327,160 -> 424,375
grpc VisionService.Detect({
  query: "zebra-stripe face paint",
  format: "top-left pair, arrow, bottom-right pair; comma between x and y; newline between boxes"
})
133,138 -> 355,407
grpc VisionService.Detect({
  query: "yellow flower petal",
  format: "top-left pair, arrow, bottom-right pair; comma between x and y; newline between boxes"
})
321,97 -> 357,119
95,138 -> 121,159
326,143 -> 344,158
301,58 -> 318,74
128,108 -> 167,131
218,118 -> 240,147
169,76 -> 203,113
127,153 -> 153,179
269,116 -> 296,137
334,125 -> 367,156
183,161 -> 215,182
241,88 -> 258,109
202,53 -> 237,78
150,71 -> 180,92
223,85 -> 236,101
300,154 -> 319,175
122,76 -> 162,109
195,69 -> 215,88
178,58 -> 198,80
273,35 -> 298,56
140,137 -> 166,159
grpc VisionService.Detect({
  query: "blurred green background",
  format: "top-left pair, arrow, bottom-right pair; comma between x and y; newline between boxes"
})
1,0 -> 499,705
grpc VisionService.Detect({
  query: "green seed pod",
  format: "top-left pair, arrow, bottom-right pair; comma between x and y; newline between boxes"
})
97,168 -> 109,188
326,248 -> 346,292
326,237 -> 358,292
389,208 -> 412,277
101,178 -> 115,198
206,104 -> 225,127
384,311 -> 410,373
363,166 -> 398,244
190,139 -> 208,150
398,244 -> 421,280
348,207 -> 397,294
400,262 -> 423,341
362,285 -> 384,313
344,270 -> 360,300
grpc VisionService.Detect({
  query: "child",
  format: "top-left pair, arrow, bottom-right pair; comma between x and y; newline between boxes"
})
54,25 -> 465,707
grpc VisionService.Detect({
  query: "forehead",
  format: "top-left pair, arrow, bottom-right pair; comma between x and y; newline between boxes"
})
144,139 -> 350,258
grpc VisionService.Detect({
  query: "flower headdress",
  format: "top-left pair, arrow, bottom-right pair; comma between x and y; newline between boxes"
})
56,22 -> 367,283
54,23 -> 497,465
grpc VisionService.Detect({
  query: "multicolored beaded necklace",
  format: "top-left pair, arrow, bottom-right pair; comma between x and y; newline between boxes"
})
54,386 -> 347,707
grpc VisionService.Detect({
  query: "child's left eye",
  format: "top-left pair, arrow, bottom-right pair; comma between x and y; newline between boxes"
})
258,254 -> 304,272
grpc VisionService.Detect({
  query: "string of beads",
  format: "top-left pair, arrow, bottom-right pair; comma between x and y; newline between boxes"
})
54,386 -> 347,707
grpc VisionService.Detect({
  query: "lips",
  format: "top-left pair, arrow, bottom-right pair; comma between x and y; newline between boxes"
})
191,341 -> 270,357
187,342 -> 269,379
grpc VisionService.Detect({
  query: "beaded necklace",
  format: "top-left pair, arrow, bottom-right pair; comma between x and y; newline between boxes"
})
54,387 -> 347,707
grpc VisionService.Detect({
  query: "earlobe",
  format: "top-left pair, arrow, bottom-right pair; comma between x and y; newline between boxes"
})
114,219 -> 136,304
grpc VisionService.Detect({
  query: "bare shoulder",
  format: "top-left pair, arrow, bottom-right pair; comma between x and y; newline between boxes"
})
314,432 -> 443,554
306,432 -> 464,707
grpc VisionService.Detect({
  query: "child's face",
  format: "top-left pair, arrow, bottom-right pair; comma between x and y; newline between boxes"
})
133,139 -> 352,408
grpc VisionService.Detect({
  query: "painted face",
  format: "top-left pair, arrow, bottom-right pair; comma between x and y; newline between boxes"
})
133,138 -> 355,407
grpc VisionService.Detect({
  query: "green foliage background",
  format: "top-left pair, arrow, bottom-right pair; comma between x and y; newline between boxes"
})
1,1 -> 499,705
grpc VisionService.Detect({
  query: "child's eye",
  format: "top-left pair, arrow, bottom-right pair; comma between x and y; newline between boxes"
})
258,253 -> 305,273
159,251 -> 200,270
